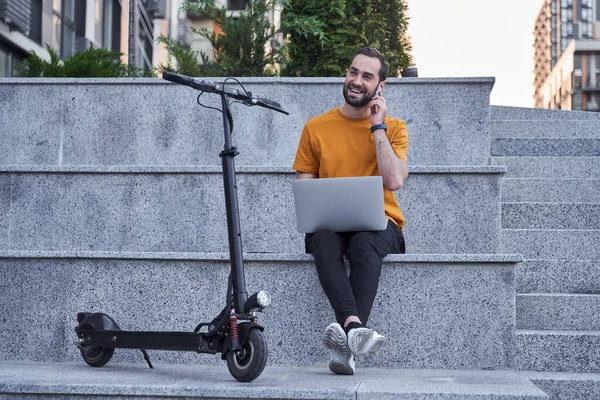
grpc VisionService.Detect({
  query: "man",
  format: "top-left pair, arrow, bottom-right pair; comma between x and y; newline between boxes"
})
292,47 -> 408,375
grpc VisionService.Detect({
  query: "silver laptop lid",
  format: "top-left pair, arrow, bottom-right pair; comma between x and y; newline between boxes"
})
293,176 -> 388,233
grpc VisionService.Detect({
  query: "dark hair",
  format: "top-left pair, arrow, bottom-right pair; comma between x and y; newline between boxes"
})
351,47 -> 389,82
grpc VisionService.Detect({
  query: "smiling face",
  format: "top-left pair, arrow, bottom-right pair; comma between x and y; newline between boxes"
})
343,54 -> 383,108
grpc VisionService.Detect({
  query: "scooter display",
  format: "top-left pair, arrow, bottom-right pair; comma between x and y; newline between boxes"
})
74,72 -> 289,382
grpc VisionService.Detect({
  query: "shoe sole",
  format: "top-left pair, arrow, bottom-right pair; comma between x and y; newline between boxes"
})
323,323 -> 355,375
348,327 -> 386,356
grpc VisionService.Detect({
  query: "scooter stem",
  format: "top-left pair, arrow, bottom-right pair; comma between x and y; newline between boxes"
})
219,93 -> 248,313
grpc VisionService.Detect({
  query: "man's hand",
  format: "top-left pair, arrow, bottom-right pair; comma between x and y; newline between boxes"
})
368,91 -> 386,126
296,171 -> 317,179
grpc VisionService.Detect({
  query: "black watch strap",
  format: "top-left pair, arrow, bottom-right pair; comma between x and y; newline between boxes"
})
370,123 -> 387,133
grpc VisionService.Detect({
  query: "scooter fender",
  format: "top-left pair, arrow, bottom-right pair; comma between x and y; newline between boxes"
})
75,312 -> 121,333
220,322 -> 264,360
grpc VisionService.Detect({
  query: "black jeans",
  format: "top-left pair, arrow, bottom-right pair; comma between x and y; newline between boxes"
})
305,220 -> 405,326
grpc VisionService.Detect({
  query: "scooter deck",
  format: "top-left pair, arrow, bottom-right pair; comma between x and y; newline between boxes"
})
77,330 -> 220,354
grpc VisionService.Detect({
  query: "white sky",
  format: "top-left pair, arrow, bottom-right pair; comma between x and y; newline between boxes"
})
406,0 -> 546,108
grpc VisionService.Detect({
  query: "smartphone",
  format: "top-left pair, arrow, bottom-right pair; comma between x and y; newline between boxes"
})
371,89 -> 382,113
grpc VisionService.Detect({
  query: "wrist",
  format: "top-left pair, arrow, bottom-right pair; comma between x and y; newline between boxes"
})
370,123 -> 387,133
371,122 -> 387,133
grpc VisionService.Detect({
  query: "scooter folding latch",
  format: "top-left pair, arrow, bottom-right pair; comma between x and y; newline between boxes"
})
219,147 -> 239,158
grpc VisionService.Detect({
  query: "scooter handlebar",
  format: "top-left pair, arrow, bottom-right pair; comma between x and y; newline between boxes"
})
162,71 -> 193,86
162,71 -> 288,115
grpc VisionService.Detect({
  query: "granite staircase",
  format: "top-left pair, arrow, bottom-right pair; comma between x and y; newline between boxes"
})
491,105 -> 600,398
0,77 -> 596,398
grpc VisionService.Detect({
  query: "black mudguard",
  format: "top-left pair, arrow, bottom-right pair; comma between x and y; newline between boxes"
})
220,322 -> 264,360
75,312 -> 121,333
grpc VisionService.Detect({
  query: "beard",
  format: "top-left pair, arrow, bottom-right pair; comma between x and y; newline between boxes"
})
343,83 -> 378,108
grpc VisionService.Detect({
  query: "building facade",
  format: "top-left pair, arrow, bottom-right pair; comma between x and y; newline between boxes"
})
533,0 -> 600,111
1,0 -> 279,77
0,0 -> 176,77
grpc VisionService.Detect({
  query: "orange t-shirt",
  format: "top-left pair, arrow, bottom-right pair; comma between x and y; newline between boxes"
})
292,108 -> 408,229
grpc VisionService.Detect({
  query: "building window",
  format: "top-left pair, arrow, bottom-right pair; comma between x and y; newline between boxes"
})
228,0 -> 249,10
582,8 -> 590,21
581,23 -> 592,39
572,92 -> 582,110
0,45 -> 11,77
573,69 -> 582,89
103,0 -> 121,52
574,54 -> 582,69
29,0 -> 43,44
0,43 -> 25,77
53,0 -> 76,59
588,93 -> 600,111
596,55 -> 600,86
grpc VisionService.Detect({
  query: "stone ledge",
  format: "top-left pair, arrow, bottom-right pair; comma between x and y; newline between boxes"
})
1,77 -> 496,85
0,250 -> 522,263
0,165 -> 507,174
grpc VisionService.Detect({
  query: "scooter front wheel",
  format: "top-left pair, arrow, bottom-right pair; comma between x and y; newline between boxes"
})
226,328 -> 267,382
80,346 -> 114,367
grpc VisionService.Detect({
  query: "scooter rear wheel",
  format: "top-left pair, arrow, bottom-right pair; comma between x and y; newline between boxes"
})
80,346 -> 114,367
226,328 -> 267,382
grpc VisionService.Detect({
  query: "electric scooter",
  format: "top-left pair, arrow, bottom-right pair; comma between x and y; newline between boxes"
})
74,71 -> 289,382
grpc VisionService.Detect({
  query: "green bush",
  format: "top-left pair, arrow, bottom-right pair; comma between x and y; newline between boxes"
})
17,44 -> 142,78
156,36 -> 203,76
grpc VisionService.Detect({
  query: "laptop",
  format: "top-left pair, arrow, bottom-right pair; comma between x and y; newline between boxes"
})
292,176 -> 388,233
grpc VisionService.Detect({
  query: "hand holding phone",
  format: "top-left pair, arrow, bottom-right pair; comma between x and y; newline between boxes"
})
371,89 -> 382,113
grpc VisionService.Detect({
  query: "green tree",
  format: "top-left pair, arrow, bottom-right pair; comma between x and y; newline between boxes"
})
17,44 -> 142,77
183,0 -> 279,76
178,0 -> 325,77
281,0 -> 413,77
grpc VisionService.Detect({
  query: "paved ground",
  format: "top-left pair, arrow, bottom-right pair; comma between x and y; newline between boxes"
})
0,361 -> 548,399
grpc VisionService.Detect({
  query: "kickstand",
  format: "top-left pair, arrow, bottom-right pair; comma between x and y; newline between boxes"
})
141,349 -> 154,369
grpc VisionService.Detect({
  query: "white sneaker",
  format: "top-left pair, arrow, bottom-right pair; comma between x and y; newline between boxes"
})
347,327 -> 386,356
323,323 -> 355,375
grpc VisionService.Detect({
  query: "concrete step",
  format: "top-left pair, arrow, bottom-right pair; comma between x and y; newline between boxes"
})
491,157 -> 600,179
491,138 -> 600,157
517,330 -> 600,373
523,371 -> 600,400
501,179 -> 600,203
502,203 -> 600,229
517,259 -> 600,294
0,77 -> 495,167
0,362 -> 549,400
501,229 -> 600,259
0,166 -> 504,255
491,120 -> 600,138
491,105 -> 600,121
0,251 -> 520,371
516,294 -> 600,330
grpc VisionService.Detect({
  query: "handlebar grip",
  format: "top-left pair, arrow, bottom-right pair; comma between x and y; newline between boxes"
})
162,71 -> 194,87
256,97 -> 282,108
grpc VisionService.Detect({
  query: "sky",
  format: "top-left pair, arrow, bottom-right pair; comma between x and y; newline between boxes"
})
406,0 -> 546,108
